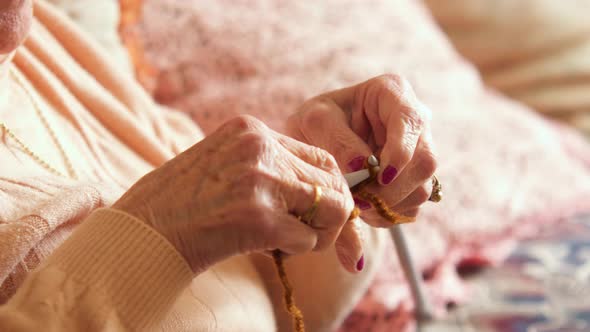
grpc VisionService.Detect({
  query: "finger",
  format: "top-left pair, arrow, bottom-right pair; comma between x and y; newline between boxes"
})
334,216 -> 365,273
276,133 -> 342,176
390,182 -> 432,212
371,76 -> 428,185
282,181 -> 353,250
370,132 -> 437,206
276,144 -> 351,196
293,97 -> 373,172
315,84 -> 376,143
271,212 -> 318,255
218,114 -> 269,135
355,206 -> 418,229
278,153 -> 356,249
195,115 -> 273,166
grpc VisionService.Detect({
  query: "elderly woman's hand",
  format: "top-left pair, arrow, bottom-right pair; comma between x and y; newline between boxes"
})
286,75 -> 437,265
113,115 -> 356,273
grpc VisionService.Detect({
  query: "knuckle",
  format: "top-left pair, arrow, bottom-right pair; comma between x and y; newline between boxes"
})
227,115 -> 265,133
414,151 -> 438,180
370,73 -> 413,99
374,73 -> 408,89
332,176 -> 351,197
400,105 -> 425,131
300,98 -> 333,128
371,74 -> 426,127
314,147 -> 339,171
238,131 -> 271,157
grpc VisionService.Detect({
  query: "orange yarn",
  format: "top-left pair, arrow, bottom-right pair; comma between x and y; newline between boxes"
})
353,190 -> 415,224
350,161 -> 416,225
276,159 -> 415,332
273,207 -> 361,332
272,250 -> 305,332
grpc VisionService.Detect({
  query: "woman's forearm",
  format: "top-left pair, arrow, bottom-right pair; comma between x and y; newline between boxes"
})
0,208 -> 193,331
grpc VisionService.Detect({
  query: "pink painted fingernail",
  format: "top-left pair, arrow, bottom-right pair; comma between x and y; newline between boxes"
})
356,255 -> 365,271
381,165 -> 398,185
347,156 -> 366,172
354,198 -> 371,210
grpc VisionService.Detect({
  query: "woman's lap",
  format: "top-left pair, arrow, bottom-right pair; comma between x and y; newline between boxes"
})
161,255 -> 276,331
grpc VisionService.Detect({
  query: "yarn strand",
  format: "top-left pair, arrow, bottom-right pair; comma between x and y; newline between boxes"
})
272,208 -> 361,332
350,161 -> 416,225
272,250 -> 306,332
274,157 -> 416,331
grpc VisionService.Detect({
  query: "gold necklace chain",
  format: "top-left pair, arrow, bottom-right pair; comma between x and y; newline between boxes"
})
0,68 -> 78,180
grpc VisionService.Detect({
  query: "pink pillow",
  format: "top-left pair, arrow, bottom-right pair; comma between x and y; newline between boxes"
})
126,0 -> 590,329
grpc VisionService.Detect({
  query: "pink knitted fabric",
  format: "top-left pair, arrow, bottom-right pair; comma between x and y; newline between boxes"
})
125,0 -> 590,329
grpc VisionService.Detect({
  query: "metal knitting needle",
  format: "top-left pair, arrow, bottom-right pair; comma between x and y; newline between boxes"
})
390,226 -> 434,321
366,156 -> 434,321
343,155 -> 434,321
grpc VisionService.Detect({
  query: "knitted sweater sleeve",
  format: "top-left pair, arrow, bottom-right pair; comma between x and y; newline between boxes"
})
0,208 -> 193,331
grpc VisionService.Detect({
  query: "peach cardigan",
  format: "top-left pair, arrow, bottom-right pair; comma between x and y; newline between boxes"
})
0,1 -> 282,330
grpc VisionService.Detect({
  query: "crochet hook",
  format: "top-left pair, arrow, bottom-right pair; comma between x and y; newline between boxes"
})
343,155 -> 434,321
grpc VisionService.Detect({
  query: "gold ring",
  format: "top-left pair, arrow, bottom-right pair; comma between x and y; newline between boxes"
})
300,185 -> 322,225
428,175 -> 442,202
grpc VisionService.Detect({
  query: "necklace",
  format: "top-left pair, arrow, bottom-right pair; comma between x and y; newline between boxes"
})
0,68 -> 78,180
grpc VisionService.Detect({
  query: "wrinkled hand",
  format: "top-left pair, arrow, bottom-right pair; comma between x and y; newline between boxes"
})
287,75 -> 437,266
114,115 -> 357,273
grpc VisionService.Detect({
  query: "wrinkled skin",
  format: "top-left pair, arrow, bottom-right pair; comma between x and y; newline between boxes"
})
1,1 -> 437,319
0,0 -> 436,276
115,74 -> 437,275
114,115 -> 358,272
287,74 -> 437,230
116,74 -> 437,276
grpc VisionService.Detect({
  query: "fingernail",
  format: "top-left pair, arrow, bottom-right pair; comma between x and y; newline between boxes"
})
356,255 -> 365,271
347,156 -> 366,172
381,165 -> 398,185
354,198 -> 371,210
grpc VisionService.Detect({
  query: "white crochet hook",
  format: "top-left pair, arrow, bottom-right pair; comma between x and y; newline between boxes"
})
343,155 -> 434,321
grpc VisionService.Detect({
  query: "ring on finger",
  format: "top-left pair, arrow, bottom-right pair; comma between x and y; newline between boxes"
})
428,175 -> 442,203
300,184 -> 322,226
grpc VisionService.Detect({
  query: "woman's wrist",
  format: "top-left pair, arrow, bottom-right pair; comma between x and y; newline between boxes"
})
111,198 -> 235,274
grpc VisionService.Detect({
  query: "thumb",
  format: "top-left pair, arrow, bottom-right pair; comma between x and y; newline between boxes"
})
288,98 -> 373,173
335,217 -> 365,273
